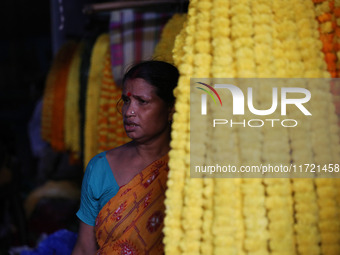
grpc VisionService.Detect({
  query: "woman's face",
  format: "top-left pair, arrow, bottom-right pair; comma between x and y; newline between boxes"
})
122,78 -> 173,143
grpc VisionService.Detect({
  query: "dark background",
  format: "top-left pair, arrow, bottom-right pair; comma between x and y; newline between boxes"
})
0,0 -> 110,253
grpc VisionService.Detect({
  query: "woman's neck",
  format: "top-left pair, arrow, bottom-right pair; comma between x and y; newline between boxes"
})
131,133 -> 171,162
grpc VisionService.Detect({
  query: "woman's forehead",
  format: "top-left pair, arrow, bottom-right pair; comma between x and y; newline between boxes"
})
123,78 -> 156,94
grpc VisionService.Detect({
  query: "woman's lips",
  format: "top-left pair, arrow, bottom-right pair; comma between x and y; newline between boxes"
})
124,121 -> 138,132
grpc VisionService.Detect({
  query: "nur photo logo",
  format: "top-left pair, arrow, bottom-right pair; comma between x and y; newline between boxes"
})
195,82 -> 222,115
193,78 -> 313,128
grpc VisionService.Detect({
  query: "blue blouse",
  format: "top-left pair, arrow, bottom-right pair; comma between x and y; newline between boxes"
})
76,151 -> 119,226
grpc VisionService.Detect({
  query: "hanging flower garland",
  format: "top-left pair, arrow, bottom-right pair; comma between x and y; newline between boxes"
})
315,178 -> 340,254
153,13 -> 187,64
280,1 -> 321,254
210,0 -> 244,254
163,1 -> 195,253
314,0 -> 337,77
335,0 -> 340,76
42,55 -> 58,144
42,41 -> 76,146
51,42 -> 77,152
65,42 -> 84,159
84,34 -> 110,167
179,0 -> 213,253
164,0 -> 340,254
306,1 -> 340,253
97,48 -> 130,153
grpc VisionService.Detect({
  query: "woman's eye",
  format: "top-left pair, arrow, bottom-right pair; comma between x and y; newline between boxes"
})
139,99 -> 148,104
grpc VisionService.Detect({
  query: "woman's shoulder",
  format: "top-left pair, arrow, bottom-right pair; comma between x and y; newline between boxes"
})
85,151 -> 113,182
84,151 -> 118,194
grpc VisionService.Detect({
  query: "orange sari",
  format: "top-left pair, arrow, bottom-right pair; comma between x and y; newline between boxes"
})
95,154 -> 169,255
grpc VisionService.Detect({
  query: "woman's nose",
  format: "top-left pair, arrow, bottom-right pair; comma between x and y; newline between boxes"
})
125,103 -> 136,117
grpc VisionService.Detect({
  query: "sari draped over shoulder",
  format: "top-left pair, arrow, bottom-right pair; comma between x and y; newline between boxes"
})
95,154 -> 169,255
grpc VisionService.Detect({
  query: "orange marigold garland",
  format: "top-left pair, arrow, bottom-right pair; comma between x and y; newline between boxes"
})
97,48 -> 130,153
42,41 -> 77,151
314,0 -> 337,77
335,0 -> 340,76
42,54 -> 58,143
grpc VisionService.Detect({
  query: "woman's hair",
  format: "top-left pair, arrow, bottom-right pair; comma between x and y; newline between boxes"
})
122,60 -> 179,106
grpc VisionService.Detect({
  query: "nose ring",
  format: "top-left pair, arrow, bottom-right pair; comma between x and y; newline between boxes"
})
131,110 -> 135,114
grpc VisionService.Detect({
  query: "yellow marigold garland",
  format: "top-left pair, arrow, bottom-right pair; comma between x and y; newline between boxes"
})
210,0 -> 244,254
230,1 -> 267,254
65,42 -> 84,159
279,1 -> 320,255
179,1 -> 212,254
315,178 -> 340,254
164,1 -> 340,255
153,13 -> 187,64
84,34 -> 110,167
163,1 -> 195,254
300,2 -> 340,252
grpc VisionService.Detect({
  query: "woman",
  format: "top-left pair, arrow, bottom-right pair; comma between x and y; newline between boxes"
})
72,60 -> 179,255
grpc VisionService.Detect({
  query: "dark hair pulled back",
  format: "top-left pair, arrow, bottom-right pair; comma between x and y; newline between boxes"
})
122,60 -> 179,106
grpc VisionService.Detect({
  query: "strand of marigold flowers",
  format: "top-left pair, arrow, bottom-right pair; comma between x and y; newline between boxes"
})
181,0 -> 212,254
326,83 -> 340,172
300,1 -> 340,254
163,24 -> 187,255
314,0 -> 337,77
329,77 -> 340,235
311,2 -> 340,252
332,0 -> 340,195
42,41 -> 77,147
315,178 -> 340,254
262,1 -> 296,254
317,81 -> 340,254
195,5 -> 215,255
84,34 -> 110,167
200,85 -> 214,255
210,0 -> 243,254
201,94 -> 215,252
328,79 -> 340,249
164,0 -> 195,253
97,48 -> 130,153
335,0 -> 340,76
230,2 -> 270,254
209,88 -> 243,255
153,13 -> 187,64
284,1 -> 322,254
42,47 -> 60,144
51,41 -> 77,152
65,42 -> 83,160
241,0 -> 277,254
230,0 -> 259,167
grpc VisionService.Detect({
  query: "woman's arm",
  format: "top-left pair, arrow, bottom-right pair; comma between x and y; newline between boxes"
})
72,221 -> 97,255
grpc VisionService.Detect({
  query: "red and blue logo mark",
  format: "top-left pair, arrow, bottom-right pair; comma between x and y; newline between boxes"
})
196,82 -> 222,106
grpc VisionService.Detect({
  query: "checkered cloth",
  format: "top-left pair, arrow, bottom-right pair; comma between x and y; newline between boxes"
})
109,9 -> 173,85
